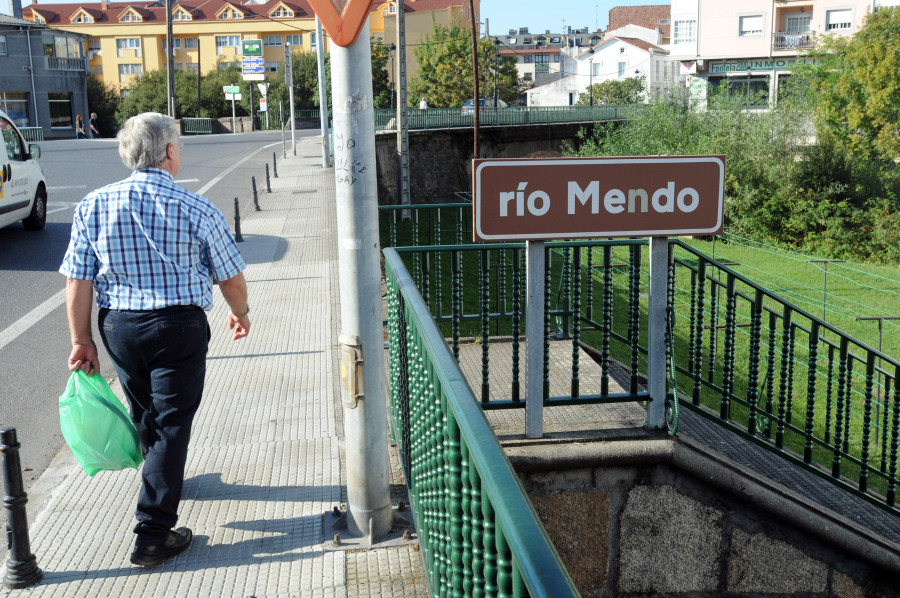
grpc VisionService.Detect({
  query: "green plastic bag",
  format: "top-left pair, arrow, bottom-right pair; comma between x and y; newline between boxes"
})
59,370 -> 143,476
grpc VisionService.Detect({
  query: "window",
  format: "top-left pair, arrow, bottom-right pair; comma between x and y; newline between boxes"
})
523,37 -> 532,44
508,37 -> 517,44
311,33 -> 317,48
674,19 -> 697,44
216,35 -> 241,55
175,63 -> 184,70
524,55 -> 533,63
48,92 -> 73,128
620,47 -> 626,53
535,53 -> 549,73
536,37 -> 548,47
266,61 -> 280,72
272,6 -> 293,17
265,35 -> 282,46
116,37 -> 141,58
1,117 -> 25,160
739,15 -> 764,37
163,38 -> 183,52
184,37 -> 198,49
554,54 -> 560,63
118,63 -> 142,82
551,37 -> 561,43
592,62 -> 601,76
120,89 -> 130,99
618,62 -> 626,77
0,92 -> 29,126
285,34 -> 302,46
523,72 -> 532,81
88,39 -> 100,51
186,63 -> 199,72
0,35 -> 6,56
217,61 -> 238,71
90,65 -> 103,76
73,13 -> 93,23
173,10 -> 192,20
120,11 -> 142,22
785,15 -> 811,33
826,9 -> 853,31
43,35 -> 83,58
658,18 -> 670,25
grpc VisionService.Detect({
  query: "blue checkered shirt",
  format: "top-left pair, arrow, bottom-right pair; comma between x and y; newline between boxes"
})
60,168 -> 245,311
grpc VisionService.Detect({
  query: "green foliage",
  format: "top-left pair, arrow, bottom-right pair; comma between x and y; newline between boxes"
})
371,40 -> 392,109
409,23 -> 519,107
796,7 -> 900,162
565,83 -> 900,263
86,75 -> 119,137
576,76 -> 645,106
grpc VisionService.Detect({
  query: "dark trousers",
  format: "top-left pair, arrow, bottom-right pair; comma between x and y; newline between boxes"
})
98,306 -> 210,545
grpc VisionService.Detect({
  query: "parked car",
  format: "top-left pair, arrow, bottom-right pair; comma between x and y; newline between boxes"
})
0,110 -> 46,231
461,98 -> 509,114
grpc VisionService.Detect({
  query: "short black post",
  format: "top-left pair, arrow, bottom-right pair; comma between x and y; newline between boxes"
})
233,198 -> 244,242
265,164 -> 271,193
273,152 -> 278,178
2,428 -> 42,589
251,177 -> 260,212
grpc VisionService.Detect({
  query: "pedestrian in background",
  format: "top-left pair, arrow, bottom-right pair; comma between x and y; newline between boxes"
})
75,114 -> 87,139
60,112 -> 251,568
419,97 -> 428,110
89,112 -> 100,138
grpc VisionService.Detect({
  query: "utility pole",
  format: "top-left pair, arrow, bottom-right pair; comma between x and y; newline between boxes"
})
165,0 -> 175,117
468,0 -> 480,158
395,0 -> 410,211
331,20 -> 393,542
284,43 -> 296,155
316,17 -> 332,167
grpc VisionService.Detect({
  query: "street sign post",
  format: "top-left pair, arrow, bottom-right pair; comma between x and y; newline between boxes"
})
473,155 -> 726,437
223,86 -> 241,133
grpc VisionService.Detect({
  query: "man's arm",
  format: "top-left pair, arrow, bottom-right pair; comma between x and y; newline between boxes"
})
65,277 -> 100,374
218,271 -> 251,340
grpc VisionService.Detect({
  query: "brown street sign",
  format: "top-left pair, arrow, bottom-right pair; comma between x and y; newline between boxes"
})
473,156 -> 725,241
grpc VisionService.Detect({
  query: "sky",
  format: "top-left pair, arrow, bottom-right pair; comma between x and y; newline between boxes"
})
480,0 -> 670,37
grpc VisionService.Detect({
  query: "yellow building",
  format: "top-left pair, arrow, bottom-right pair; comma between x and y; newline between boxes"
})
22,0 -> 479,96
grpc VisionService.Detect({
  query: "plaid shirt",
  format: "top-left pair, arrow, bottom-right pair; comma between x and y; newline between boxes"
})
60,168 -> 245,311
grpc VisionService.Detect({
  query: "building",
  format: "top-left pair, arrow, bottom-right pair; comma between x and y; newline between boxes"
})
670,0 -> 899,107
0,10 -> 88,138
494,26 -> 600,87
21,0 -> 478,98
607,4 -> 671,46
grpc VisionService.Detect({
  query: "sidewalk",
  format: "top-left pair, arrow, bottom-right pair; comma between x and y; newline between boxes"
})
3,136 -> 429,598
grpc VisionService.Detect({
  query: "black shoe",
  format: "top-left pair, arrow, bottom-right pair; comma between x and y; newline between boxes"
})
130,527 -> 193,567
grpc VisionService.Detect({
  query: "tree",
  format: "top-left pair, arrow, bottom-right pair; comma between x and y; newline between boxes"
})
409,23 -> 519,108
371,39 -> 392,109
576,76 -> 645,105
86,75 -> 120,136
798,6 -> 900,162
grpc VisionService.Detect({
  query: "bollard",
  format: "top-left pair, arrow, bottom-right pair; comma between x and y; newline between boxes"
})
265,164 -> 271,194
2,428 -> 42,589
233,198 -> 244,242
273,152 -> 278,178
251,177 -> 260,212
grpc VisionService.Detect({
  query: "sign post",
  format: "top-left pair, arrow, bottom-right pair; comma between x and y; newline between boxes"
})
223,85 -> 240,133
257,82 -> 269,130
284,43 -> 295,155
473,156 -> 726,435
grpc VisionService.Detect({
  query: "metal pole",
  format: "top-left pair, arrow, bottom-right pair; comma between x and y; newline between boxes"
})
265,164 -> 271,193
2,428 -> 42,589
855,316 -> 900,446
231,96 -> 236,134
233,197 -> 243,242
526,240 -> 545,438
273,152 -> 278,177
285,43 -> 296,155
468,0 -> 480,159
165,0 -> 175,117
331,20 -> 392,542
249,84 -> 254,133
646,237 -> 669,430
197,39 -> 201,117
807,259 -> 846,324
25,30 -> 39,127
316,18 -> 332,167
395,0 -> 411,215
251,176 -> 259,211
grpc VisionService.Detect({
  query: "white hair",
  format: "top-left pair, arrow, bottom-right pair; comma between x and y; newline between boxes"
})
117,112 -> 180,171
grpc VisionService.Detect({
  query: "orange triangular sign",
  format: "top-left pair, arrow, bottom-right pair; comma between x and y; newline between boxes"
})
306,0 -> 372,47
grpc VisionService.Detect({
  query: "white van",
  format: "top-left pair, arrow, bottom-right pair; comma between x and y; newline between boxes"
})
0,110 -> 47,231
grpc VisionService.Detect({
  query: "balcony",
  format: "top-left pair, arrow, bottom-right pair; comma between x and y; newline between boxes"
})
772,30 -> 814,51
46,56 -> 87,71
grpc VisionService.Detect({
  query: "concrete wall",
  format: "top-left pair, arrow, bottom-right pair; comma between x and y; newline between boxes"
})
374,122 -> 601,205
510,438 -> 899,597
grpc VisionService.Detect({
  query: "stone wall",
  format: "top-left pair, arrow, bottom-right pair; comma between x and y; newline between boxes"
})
511,438 -> 899,597
374,122 -> 600,205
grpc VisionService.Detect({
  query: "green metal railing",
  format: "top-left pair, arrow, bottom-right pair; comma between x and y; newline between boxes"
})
18,127 -> 44,142
385,249 -> 581,598
375,105 -> 635,131
182,117 -> 214,134
380,205 -> 900,518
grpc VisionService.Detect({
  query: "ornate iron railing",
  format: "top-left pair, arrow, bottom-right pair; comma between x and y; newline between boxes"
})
385,248 -> 581,598
380,206 -> 900,518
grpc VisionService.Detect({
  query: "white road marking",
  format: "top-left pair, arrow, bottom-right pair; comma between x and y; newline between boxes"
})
174,178 -> 199,184
47,185 -> 87,191
0,288 -> 66,353
197,141 -> 283,196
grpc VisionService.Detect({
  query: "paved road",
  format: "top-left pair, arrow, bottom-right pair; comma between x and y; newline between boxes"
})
0,129 -> 319,490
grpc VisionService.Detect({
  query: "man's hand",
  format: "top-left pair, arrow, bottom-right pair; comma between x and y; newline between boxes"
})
227,313 -> 250,340
68,340 -> 100,375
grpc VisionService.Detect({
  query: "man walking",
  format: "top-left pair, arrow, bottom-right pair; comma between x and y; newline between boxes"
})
60,112 -> 250,567
89,113 -> 100,138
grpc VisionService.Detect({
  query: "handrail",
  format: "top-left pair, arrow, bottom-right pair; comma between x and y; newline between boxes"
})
385,248 -> 581,598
